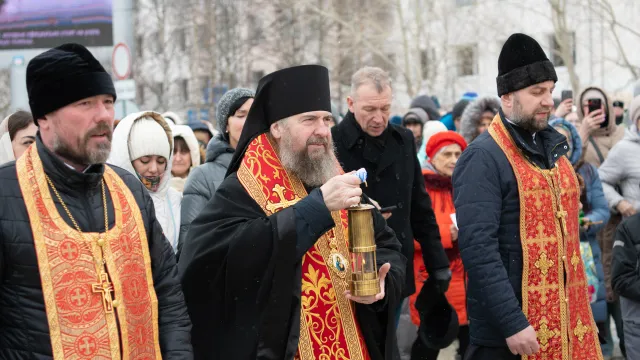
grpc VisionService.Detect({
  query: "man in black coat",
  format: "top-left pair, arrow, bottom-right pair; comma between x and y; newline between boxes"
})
0,44 -> 192,359
332,66 -> 450,303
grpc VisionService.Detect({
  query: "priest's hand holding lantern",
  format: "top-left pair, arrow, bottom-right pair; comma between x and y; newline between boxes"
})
343,168 -> 391,304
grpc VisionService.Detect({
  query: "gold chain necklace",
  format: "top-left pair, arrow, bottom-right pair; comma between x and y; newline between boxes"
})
45,174 -> 108,244
44,174 -> 119,312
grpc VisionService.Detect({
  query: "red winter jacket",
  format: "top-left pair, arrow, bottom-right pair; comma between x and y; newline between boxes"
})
409,168 -> 468,326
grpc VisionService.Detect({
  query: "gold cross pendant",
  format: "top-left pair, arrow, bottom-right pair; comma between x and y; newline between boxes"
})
92,272 -> 115,313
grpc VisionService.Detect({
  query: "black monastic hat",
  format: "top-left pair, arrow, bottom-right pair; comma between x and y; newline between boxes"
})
496,33 -> 558,96
226,65 -> 332,176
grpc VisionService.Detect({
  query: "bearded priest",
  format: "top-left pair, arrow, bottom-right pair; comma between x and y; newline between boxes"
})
178,65 -> 406,360
0,43 -> 192,358
453,33 -> 602,360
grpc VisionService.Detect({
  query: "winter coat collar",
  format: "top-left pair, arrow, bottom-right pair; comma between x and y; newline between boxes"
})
205,134 -> 234,165
36,133 -> 105,193
338,111 -> 404,150
338,111 -> 406,175
422,163 -> 452,191
499,109 -> 569,169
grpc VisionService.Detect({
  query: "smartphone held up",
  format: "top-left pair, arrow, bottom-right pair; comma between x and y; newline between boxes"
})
587,98 -> 608,128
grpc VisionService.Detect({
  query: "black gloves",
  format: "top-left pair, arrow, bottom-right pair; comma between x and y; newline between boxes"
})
432,268 -> 452,294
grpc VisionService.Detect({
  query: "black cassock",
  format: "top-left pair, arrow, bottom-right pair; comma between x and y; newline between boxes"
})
178,172 -> 406,360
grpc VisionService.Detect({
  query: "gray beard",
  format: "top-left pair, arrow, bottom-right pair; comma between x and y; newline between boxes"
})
278,136 -> 339,188
53,131 -> 111,165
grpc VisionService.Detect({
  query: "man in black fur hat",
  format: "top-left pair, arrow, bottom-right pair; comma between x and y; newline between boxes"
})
0,43 -> 192,358
179,65 -> 406,360
453,33 -> 602,359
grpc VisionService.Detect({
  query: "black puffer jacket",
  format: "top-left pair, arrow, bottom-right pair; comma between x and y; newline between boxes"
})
452,112 -> 569,346
0,136 -> 193,359
177,135 -> 234,258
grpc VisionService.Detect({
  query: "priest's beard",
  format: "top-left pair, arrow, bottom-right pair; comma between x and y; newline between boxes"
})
52,122 -> 113,166
278,131 -> 339,188
511,94 -> 552,133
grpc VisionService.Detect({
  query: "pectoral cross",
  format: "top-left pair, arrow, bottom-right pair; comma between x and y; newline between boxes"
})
92,272 -> 114,313
266,184 -> 301,212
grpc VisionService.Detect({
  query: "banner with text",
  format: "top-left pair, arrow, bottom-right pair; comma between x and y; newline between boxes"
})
0,0 -> 113,50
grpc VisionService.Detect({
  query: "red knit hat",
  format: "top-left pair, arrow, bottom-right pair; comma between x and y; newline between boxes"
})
426,131 -> 467,159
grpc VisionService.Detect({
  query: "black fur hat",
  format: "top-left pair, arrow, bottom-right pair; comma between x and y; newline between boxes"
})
27,43 -> 116,124
496,33 -> 557,96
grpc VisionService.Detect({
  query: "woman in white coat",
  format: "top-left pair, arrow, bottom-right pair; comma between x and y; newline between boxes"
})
108,111 -> 182,252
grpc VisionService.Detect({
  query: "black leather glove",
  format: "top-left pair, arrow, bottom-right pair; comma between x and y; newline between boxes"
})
432,268 -> 452,294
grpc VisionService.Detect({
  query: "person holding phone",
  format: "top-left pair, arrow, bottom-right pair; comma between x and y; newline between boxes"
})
554,90 -> 574,119
576,87 -> 625,168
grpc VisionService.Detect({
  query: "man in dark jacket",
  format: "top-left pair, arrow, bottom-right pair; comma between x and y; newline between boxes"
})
332,66 -> 450,302
453,33 -> 602,359
0,43 -> 192,358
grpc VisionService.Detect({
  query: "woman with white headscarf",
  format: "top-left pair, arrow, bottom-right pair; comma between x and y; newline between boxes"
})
107,111 -> 182,252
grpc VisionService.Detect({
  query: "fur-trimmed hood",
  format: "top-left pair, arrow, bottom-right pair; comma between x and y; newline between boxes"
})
459,96 -> 501,143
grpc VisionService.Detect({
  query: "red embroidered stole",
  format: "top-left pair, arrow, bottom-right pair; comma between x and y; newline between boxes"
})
237,133 -> 370,360
17,145 -> 162,360
488,117 -> 602,360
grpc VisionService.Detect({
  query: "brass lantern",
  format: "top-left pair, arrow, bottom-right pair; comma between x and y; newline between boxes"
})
347,204 -> 379,297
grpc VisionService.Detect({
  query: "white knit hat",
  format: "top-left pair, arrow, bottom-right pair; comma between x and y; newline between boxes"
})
128,117 -> 171,161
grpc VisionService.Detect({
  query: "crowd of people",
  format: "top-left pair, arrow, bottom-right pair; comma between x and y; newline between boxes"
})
0,33 -> 639,360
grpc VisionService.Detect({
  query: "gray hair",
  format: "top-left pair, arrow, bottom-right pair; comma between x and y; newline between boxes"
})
351,66 -> 392,97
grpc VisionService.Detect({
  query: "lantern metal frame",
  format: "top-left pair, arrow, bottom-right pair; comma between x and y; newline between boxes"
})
347,204 -> 379,297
